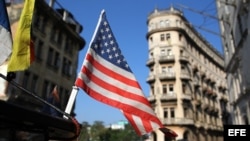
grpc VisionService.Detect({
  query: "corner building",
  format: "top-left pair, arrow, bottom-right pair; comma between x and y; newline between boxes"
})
146,7 -> 228,141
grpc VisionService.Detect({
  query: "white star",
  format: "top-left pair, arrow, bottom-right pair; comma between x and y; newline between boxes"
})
94,44 -> 98,49
109,55 -> 113,59
117,59 -> 121,64
102,35 -> 106,40
101,50 -> 105,54
106,27 -> 110,32
104,42 -> 108,47
101,29 -> 104,33
115,53 -> 119,57
106,48 -> 111,53
110,40 -> 114,45
104,21 -> 108,26
108,34 -> 112,38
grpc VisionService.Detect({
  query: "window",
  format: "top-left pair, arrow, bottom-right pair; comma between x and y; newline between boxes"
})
182,83 -> 186,94
169,84 -> 174,93
31,75 -> 38,94
47,48 -> 53,66
167,66 -> 173,73
42,80 -> 49,99
36,40 -> 43,61
170,108 -> 175,118
160,20 -> 165,27
160,49 -> 165,55
164,108 -> 168,118
165,20 -> 170,26
167,49 -> 172,55
179,33 -> 182,41
151,86 -> 154,95
149,37 -> 153,42
166,33 -> 170,40
160,34 -> 165,41
162,66 -> 166,73
183,107 -> 188,117
22,71 -> 30,89
162,84 -> 167,94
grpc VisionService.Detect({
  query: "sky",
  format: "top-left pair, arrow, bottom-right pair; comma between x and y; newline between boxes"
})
55,0 -> 223,125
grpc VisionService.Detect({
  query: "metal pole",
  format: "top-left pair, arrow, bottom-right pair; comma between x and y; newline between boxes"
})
63,86 -> 79,119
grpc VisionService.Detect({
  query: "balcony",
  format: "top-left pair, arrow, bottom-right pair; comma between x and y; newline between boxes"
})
146,58 -> 155,66
193,79 -> 200,87
179,55 -> 189,63
180,72 -> 190,80
158,72 -> 176,81
146,74 -> 155,83
159,55 -> 175,63
161,118 -> 194,125
181,94 -> 192,101
160,93 -> 177,102
147,95 -> 156,103
193,99 -> 201,106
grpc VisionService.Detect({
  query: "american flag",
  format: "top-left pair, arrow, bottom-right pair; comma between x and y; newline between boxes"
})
75,10 -> 177,137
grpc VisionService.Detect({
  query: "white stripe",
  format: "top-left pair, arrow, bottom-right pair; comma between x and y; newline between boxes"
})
82,52 -> 143,96
132,115 -> 147,134
80,71 -> 156,116
88,48 -> 137,81
0,26 -> 12,65
131,114 -> 161,134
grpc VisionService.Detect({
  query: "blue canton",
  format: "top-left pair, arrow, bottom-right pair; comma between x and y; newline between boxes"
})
90,13 -> 132,72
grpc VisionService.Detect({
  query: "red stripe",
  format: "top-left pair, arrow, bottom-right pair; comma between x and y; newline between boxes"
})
82,64 -> 150,105
123,112 -> 141,135
75,77 -> 163,124
85,54 -> 141,88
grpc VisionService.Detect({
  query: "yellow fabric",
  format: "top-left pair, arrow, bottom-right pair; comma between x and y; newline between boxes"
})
7,0 -> 35,72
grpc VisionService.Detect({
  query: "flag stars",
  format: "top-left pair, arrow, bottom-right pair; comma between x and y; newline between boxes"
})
101,50 -> 105,54
109,55 -> 113,59
91,19 -> 131,72
105,27 -> 110,32
103,21 -> 108,26
108,34 -> 112,38
104,42 -> 108,47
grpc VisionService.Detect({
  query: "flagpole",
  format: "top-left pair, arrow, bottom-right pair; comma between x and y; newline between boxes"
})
64,86 -> 79,119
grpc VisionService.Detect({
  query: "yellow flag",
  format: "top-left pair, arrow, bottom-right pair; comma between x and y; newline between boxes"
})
7,0 -> 35,72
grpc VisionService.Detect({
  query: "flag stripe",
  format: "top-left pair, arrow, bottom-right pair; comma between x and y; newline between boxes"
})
81,65 -> 149,104
85,52 -> 140,88
83,51 -> 149,101
75,72 -> 161,123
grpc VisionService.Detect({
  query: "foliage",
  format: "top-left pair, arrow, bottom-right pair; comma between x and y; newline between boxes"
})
78,120 -> 143,141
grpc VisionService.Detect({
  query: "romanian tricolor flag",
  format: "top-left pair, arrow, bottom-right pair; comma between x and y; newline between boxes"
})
7,0 -> 35,72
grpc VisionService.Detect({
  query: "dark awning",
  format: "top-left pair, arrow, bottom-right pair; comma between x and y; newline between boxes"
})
0,100 -> 80,140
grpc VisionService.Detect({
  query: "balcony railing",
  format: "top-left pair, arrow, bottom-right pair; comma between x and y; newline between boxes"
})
160,93 -> 177,101
146,58 -> 155,66
159,55 -> 175,63
146,74 -> 155,83
161,118 -> 194,125
179,55 -> 189,62
180,71 -> 190,80
158,72 -> 176,80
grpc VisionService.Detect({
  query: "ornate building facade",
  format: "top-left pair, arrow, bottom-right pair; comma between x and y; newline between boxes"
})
146,7 -> 228,141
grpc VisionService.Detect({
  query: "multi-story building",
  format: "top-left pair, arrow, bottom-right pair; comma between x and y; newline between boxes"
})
216,0 -> 250,125
6,0 -> 85,116
0,0 -> 85,140
146,7 -> 228,141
